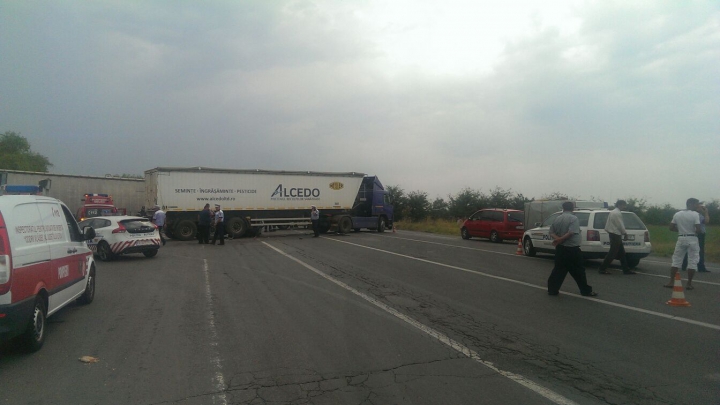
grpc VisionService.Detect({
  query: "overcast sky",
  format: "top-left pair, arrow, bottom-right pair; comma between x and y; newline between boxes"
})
2,1 -> 718,208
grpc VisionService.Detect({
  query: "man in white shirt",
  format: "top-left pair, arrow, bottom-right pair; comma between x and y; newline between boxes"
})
598,200 -> 634,275
210,204 -> 225,245
664,198 -> 702,290
152,205 -> 166,246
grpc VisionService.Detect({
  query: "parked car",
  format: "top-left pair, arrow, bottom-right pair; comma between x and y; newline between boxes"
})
0,194 -> 96,351
521,209 -> 651,267
79,216 -> 161,261
461,209 -> 524,243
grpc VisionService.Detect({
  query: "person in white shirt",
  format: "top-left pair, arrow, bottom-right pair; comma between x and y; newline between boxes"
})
152,205 -> 166,246
210,204 -> 225,245
310,205 -> 320,237
664,198 -> 702,290
598,200 -> 634,275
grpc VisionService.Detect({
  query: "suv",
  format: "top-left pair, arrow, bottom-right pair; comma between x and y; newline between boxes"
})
522,209 -> 651,267
461,209 -> 524,243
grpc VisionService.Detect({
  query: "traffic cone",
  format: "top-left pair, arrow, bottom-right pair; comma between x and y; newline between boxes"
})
516,238 -> 523,255
666,272 -> 691,307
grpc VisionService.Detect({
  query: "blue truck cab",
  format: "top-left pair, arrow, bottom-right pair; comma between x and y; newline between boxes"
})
349,176 -> 394,232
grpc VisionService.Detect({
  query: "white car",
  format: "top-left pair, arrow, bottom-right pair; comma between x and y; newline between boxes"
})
522,209 -> 652,268
79,216 -> 161,261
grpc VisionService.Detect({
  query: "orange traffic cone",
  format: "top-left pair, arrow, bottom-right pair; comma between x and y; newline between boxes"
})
516,238 -> 523,255
666,272 -> 691,307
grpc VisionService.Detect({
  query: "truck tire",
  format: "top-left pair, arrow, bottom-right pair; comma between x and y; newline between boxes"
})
175,220 -> 197,241
337,216 -> 352,234
226,217 -> 248,238
377,217 -> 386,233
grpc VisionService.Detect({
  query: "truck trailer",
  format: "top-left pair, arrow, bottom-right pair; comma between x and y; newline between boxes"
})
144,167 -> 394,240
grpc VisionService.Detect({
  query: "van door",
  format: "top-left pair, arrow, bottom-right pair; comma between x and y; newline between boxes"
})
7,202 -> 52,305
39,202 -> 89,315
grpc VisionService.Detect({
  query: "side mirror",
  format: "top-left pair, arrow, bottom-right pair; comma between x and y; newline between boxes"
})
534,222 -> 541,227
83,226 -> 96,241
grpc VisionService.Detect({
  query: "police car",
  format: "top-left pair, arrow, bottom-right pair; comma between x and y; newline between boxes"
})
521,209 -> 652,268
79,216 -> 161,261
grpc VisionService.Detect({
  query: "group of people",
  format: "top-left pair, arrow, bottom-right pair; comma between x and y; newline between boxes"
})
547,198 -> 710,296
197,203 -> 225,245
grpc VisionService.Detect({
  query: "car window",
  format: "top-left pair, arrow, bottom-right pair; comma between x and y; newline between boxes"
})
622,212 -> 647,230
96,219 -> 112,228
574,212 -> 590,227
121,218 -> 155,231
507,211 -> 523,223
62,205 -> 83,242
78,219 -> 93,229
541,213 -> 560,227
468,211 -> 481,220
593,212 -> 609,229
490,211 -> 503,221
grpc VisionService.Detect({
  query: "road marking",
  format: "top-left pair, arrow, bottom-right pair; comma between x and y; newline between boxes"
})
323,237 -> 720,331
376,234 -> 720,286
203,259 -> 228,405
263,242 -> 580,405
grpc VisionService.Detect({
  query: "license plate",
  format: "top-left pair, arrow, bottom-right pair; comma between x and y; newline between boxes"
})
135,240 -> 154,246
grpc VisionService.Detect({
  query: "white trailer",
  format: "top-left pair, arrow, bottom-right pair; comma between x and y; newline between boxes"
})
144,167 -> 394,240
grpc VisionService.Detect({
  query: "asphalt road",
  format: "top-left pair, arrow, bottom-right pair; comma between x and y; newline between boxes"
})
1,229 -> 718,405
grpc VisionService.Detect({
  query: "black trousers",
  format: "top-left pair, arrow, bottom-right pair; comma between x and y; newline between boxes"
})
197,224 -> 210,244
600,233 -> 629,271
211,222 -> 225,245
312,220 -> 319,237
548,245 -> 593,295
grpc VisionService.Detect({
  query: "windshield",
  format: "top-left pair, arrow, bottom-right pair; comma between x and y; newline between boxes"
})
507,211 -> 524,223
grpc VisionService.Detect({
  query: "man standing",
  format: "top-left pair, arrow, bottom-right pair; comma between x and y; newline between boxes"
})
682,202 -> 710,273
211,204 -> 225,245
310,205 -> 320,237
197,203 -> 211,244
152,205 -> 166,246
598,200 -> 635,275
665,198 -> 702,290
547,202 -> 597,297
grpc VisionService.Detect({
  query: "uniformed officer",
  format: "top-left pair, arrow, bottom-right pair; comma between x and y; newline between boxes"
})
211,204 -> 225,245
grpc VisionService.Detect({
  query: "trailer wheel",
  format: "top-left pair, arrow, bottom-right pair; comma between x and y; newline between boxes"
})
226,217 -> 248,238
377,217 -> 386,233
175,220 -> 197,241
337,216 -> 352,234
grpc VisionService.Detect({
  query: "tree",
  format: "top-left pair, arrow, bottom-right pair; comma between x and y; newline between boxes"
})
0,131 -> 52,172
447,188 -> 483,219
386,185 -> 408,222
406,190 -> 430,221
430,197 -> 449,219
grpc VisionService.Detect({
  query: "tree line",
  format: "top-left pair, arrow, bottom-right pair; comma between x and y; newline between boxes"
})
387,186 -> 719,226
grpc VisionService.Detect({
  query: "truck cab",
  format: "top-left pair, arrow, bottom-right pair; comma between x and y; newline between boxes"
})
349,176 -> 394,232
76,193 -> 119,221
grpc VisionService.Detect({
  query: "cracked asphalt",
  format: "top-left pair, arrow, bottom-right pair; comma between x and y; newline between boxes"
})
1,229 -> 718,405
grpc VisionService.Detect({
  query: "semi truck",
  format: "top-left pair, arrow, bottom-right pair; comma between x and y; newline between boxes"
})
144,167 -> 394,240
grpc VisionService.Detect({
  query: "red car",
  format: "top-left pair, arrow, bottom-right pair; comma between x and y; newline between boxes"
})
461,209 -> 524,243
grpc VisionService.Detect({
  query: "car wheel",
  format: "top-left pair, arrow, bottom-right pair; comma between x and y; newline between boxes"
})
523,237 -> 536,257
22,297 -> 46,352
490,230 -> 501,243
627,256 -> 641,268
461,228 -> 471,240
77,266 -> 95,305
143,249 -> 158,258
98,241 -> 115,261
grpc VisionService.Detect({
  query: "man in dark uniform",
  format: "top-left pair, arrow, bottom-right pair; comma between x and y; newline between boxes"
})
547,202 -> 597,297
198,203 -> 211,244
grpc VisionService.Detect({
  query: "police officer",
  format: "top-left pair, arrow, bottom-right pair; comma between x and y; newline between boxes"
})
211,204 -> 225,245
311,205 -> 320,237
197,203 -> 211,244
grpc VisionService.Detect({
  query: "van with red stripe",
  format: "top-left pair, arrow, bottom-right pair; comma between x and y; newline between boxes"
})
0,195 -> 96,352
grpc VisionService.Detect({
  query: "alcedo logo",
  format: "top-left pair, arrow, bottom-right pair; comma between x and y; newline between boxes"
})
271,184 -> 321,198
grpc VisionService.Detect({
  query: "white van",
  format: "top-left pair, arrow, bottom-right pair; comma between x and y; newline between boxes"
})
0,195 -> 96,352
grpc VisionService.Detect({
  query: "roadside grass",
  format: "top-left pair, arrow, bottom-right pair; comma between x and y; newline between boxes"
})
396,220 -> 719,263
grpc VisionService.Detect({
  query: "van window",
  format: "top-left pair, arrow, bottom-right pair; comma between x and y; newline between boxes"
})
622,213 -> 647,230
593,213 -> 609,229
479,211 -> 494,221
507,211 -> 524,223
490,211 -> 503,221
62,205 -> 83,242
574,212 -> 590,227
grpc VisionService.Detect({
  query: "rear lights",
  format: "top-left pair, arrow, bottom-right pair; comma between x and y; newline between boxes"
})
112,222 -> 127,234
644,231 -> 649,242
587,230 -> 600,241
0,212 -> 12,295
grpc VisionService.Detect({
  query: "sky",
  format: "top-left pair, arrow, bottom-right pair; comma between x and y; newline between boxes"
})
1,0 -> 718,208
